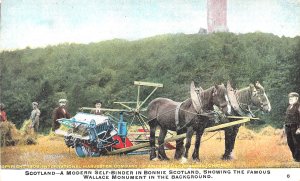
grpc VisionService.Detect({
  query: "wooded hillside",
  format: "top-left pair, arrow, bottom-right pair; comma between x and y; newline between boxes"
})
1,32 -> 299,131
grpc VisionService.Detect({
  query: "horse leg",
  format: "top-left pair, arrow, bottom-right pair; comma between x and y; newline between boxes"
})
158,127 -> 169,160
223,125 -> 240,160
192,128 -> 205,162
174,129 -> 185,160
149,120 -> 157,161
181,126 -> 194,163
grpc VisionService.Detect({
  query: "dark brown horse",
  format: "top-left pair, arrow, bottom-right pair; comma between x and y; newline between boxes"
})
147,82 -> 230,163
221,81 -> 271,160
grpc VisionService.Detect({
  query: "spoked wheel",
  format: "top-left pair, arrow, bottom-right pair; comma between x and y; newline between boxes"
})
75,144 -> 92,157
124,111 -> 149,132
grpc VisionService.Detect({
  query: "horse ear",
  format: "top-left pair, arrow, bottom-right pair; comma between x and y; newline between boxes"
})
199,86 -> 204,92
227,81 -> 233,91
190,81 -> 202,112
249,83 -> 257,95
254,81 -> 259,87
212,84 -> 218,95
255,81 -> 264,91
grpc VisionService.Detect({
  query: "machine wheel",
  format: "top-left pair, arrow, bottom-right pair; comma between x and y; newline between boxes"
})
75,144 -> 91,157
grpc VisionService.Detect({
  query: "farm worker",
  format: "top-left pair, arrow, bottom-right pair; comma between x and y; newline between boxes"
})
52,99 -> 71,131
285,92 -> 300,162
30,102 -> 41,132
0,103 -> 7,122
90,100 -> 103,115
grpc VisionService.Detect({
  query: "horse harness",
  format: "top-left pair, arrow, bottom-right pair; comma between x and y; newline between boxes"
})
175,102 -> 184,130
174,103 -> 217,131
238,102 -> 255,117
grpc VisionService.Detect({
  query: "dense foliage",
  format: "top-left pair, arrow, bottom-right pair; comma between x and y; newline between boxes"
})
1,32 -> 299,131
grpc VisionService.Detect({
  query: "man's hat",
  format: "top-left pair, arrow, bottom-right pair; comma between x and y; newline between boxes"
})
32,102 -> 38,106
94,99 -> 102,104
288,92 -> 299,98
59,99 -> 67,103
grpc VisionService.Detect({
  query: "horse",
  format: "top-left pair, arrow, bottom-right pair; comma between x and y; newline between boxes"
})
147,82 -> 231,162
221,81 -> 271,160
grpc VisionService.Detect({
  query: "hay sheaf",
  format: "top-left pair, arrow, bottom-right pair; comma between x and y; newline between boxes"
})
18,120 -> 37,145
0,121 -> 21,146
237,126 -> 256,140
0,120 -> 37,147
274,128 -> 284,136
275,128 -> 287,145
259,126 -> 276,136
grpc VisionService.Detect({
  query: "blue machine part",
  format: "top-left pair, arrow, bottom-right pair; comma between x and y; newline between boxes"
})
75,144 -> 90,157
88,119 -> 98,141
89,119 -> 96,128
118,112 -> 127,137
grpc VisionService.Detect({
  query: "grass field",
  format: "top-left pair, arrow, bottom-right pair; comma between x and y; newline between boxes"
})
1,126 -> 299,169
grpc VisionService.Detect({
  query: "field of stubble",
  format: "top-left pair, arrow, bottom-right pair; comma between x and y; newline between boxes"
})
1,126 -> 299,169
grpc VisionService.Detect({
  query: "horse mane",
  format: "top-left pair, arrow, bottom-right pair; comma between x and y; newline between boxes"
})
236,86 -> 251,105
182,86 -> 215,112
201,86 -> 215,111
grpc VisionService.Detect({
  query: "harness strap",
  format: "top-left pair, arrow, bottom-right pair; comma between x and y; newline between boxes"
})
238,102 -> 254,117
175,102 -> 183,130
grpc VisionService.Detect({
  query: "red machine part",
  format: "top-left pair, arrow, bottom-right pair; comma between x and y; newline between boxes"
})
112,135 -> 133,149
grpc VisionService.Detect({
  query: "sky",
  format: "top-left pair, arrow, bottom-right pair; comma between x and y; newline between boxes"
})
1,0 -> 300,50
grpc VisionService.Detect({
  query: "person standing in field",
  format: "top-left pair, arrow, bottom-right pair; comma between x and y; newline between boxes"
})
0,103 -> 7,122
285,92 -> 300,162
30,102 -> 40,132
52,99 -> 71,131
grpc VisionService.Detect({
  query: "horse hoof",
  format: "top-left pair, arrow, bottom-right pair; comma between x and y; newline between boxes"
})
150,155 -> 157,161
158,156 -> 170,161
222,155 -> 234,160
151,157 -> 159,161
193,158 -> 200,162
174,156 -> 181,160
181,157 -> 188,164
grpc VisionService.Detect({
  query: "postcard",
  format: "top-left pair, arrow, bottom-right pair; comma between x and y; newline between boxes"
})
1,0 -> 300,180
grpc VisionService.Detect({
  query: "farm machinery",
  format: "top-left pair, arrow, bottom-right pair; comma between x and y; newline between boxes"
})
58,112 -> 134,157
56,81 -> 259,157
56,81 -> 164,157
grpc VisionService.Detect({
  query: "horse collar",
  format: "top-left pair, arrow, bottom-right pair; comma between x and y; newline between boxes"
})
175,102 -> 183,130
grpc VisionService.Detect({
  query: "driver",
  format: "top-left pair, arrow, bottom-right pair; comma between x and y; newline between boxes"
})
285,92 -> 300,162
91,100 -> 103,115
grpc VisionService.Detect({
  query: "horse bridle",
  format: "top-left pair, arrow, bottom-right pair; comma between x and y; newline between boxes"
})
237,89 -> 266,117
251,90 -> 269,111
213,88 -> 229,113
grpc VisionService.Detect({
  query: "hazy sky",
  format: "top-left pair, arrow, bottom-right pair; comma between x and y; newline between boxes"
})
1,0 -> 300,50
